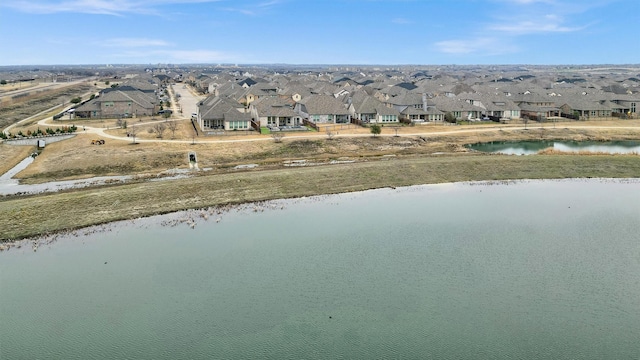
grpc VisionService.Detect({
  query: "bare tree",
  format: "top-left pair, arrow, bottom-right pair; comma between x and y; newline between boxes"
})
153,123 -> 166,138
129,125 -> 139,144
166,121 -> 178,139
271,132 -> 285,143
326,128 -> 335,140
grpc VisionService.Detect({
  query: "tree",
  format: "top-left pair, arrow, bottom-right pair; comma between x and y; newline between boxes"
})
70,97 -> 82,104
271,132 -> 285,143
0,80 -> 6,85
444,112 -> 456,124
325,128 -> 335,140
370,124 -> 381,137
89,94 -> 95,100
152,122 -> 166,138
105,80 -> 110,86
129,125 -> 139,144
167,121 -> 178,139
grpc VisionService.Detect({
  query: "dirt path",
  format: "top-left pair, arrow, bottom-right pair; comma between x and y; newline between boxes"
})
30,117 -> 640,145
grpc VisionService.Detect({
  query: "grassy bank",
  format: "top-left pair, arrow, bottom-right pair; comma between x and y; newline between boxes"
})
2,154 -> 639,241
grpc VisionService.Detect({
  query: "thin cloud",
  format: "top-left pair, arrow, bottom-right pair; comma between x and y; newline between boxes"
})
2,0 -> 223,16
222,7 -> 257,16
223,0 -> 283,16
103,38 -> 172,48
490,19 -> 586,34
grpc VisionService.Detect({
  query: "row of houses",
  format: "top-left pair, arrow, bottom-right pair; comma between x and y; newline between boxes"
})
195,76 -> 639,132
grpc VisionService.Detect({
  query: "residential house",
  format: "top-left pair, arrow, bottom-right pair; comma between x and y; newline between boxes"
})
512,91 -> 560,119
558,95 -> 613,119
459,93 -> 521,119
295,95 -> 351,124
197,96 -> 253,132
431,96 -> 486,121
250,97 -> 302,127
73,88 -> 156,119
348,92 -> 400,124
610,94 -> 639,118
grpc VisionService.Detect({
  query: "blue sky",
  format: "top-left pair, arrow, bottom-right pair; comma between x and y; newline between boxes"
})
1,0 -> 638,66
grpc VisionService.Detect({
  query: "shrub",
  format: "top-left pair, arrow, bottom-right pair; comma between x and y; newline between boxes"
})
444,112 -> 456,123
370,124 -> 381,137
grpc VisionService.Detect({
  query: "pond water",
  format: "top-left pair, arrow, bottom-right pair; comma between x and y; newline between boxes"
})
1,180 -> 640,359
468,140 -> 640,155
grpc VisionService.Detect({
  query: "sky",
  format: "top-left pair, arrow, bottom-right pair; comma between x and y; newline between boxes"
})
0,0 -> 638,66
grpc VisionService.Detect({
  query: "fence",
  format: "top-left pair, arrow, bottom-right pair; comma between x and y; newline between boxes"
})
303,119 -> 319,131
560,112 -> 580,120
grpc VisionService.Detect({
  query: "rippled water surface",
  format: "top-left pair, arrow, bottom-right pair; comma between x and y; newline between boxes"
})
1,180 -> 640,359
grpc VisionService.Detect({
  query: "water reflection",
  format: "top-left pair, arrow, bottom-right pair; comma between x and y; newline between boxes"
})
468,140 -> 640,155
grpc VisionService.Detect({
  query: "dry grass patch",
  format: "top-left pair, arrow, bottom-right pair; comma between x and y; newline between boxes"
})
0,144 -> 34,175
0,83 -> 94,130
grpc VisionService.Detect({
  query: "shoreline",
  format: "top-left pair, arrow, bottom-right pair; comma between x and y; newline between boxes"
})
2,177 -> 639,253
3,154 -> 640,240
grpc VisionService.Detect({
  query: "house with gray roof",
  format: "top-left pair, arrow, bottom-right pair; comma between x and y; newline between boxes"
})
512,91 -> 560,119
250,97 -> 302,127
557,93 -> 613,119
609,94 -> 639,118
294,95 -> 351,124
347,92 -> 400,124
73,88 -> 156,119
197,95 -> 253,132
431,96 -> 486,121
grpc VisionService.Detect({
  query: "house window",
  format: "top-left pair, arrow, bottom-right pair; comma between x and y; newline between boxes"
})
453,111 -> 461,118
590,110 -> 596,116
229,121 -> 248,129
632,103 -> 636,112
267,116 -> 277,125
312,115 -> 320,122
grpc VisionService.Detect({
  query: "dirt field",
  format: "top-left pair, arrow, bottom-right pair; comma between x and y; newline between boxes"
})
0,82 -> 95,130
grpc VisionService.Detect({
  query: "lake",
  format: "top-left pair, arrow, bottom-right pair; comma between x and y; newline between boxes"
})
468,140 -> 640,155
1,179 -> 640,359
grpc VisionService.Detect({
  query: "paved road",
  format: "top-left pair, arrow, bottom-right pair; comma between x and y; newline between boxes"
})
171,83 -> 204,118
